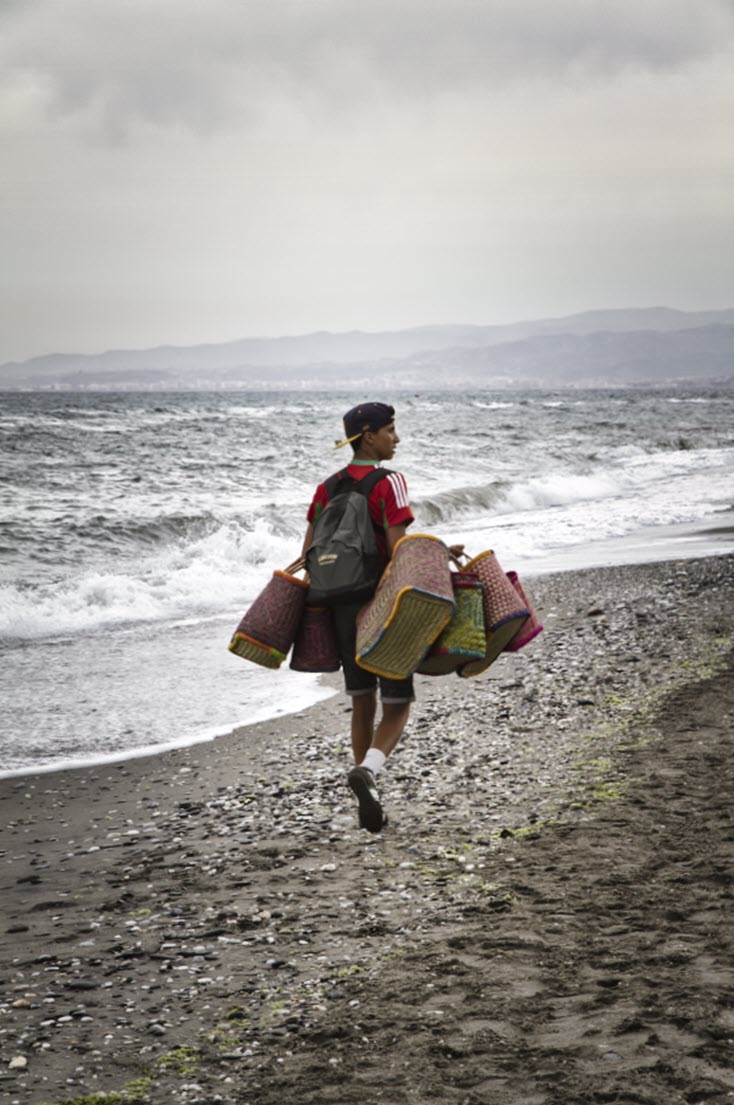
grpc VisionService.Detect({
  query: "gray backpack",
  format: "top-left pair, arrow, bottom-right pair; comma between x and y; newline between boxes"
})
306,467 -> 393,606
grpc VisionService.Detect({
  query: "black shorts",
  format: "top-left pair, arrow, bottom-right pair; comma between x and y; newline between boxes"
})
331,602 -> 415,704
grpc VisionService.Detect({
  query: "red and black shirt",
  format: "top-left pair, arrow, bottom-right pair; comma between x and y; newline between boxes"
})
307,462 -> 414,563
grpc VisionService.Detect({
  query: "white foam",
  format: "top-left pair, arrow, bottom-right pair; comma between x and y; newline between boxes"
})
0,677 -> 337,779
0,518 -> 298,640
439,463 -> 733,571
496,472 -> 623,514
665,397 -> 715,404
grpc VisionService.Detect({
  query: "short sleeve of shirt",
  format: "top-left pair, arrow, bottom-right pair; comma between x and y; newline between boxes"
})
371,471 -> 414,530
306,483 -> 328,525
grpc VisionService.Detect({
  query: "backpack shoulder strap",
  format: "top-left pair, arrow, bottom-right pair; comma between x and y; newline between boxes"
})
322,466 -> 394,501
355,466 -> 394,496
323,468 -> 351,499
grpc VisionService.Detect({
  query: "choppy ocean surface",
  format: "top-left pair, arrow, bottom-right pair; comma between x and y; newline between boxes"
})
1,388 -> 733,776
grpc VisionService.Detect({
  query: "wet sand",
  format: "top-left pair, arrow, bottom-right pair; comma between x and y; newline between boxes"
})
1,554 -> 733,1105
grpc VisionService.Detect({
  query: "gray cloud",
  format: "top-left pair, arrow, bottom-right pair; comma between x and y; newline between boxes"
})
2,0 -> 733,137
1,0 -> 732,361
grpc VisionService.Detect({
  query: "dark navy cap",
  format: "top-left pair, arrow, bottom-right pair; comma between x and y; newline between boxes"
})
334,402 -> 395,449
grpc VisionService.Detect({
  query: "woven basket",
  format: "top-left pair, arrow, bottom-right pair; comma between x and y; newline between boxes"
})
229,562 -> 309,670
457,550 -> 529,678
417,574 -> 487,676
504,571 -> 543,652
356,534 -> 454,680
290,606 -> 341,672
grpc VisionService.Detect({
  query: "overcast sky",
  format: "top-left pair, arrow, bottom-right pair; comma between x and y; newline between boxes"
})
1,0 -> 733,362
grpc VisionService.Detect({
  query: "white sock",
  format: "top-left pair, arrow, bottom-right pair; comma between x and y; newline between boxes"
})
360,748 -> 387,776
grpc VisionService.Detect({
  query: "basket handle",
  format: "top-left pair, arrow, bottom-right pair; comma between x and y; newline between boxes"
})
283,557 -> 307,576
448,548 -> 469,571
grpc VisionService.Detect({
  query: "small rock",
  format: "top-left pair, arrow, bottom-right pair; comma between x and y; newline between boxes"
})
9,1056 -> 27,1070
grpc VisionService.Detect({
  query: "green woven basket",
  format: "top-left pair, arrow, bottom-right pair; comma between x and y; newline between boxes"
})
417,574 -> 486,676
456,550 -> 529,678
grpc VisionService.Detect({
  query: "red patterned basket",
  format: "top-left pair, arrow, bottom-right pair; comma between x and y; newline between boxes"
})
457,550 -> 529,678
290,606 -> 341,672
504,571 -> 543,651
417,574 -> 486,676
229,560 -> 309,670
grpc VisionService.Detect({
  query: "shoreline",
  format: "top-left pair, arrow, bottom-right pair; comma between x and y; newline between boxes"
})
3,530 -> 733,783
1,553 -> 733,1104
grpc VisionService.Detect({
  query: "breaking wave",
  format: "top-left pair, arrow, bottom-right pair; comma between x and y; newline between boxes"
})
0,518 -> 296,641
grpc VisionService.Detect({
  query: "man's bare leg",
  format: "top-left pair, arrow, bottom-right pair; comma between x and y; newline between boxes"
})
372,702 -> 411,758
351,691 -> 377,764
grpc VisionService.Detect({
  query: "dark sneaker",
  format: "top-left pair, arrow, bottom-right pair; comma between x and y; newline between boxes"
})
347,766 -> 384,833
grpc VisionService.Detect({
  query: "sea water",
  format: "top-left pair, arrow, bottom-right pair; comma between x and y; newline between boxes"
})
1,388 -> 732,775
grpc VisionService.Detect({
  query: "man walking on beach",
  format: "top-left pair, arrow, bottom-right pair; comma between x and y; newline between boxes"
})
301,402 -> 414,833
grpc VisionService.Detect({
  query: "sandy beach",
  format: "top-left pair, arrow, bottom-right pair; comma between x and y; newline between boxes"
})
1,553 -> 733,1105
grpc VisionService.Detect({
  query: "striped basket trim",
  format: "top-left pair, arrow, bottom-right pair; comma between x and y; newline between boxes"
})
356,588 -> 453,680
228,631 -> 286,670
460,550 -> 496,573
391,532 -> 447,552
273,569 -> 309,590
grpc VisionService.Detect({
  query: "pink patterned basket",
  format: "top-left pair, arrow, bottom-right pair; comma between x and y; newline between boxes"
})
457,550 -> 529,678
504,571 -> 543,652
229,565 -> 309,670
356,534 -> 455,680
290,606 -> 341,673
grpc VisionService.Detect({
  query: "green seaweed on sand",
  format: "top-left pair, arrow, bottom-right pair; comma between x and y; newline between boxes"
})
381,947 -> 408,961
336,964 -> 365,978
38,1097 -> 131,1105
265,998 -> 288,1020
37,1076 -> 152,1105
571,780 -> 626,809
205,1024 -> 241,1048
496,819 -> 558,840
155,1045 -> 201,1076
572,756 -> 613,774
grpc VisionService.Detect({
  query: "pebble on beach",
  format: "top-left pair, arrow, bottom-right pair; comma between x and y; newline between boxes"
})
0,555 -> 732,1105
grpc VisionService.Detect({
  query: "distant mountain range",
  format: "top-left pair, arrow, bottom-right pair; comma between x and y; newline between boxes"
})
2,307 -> 733,390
